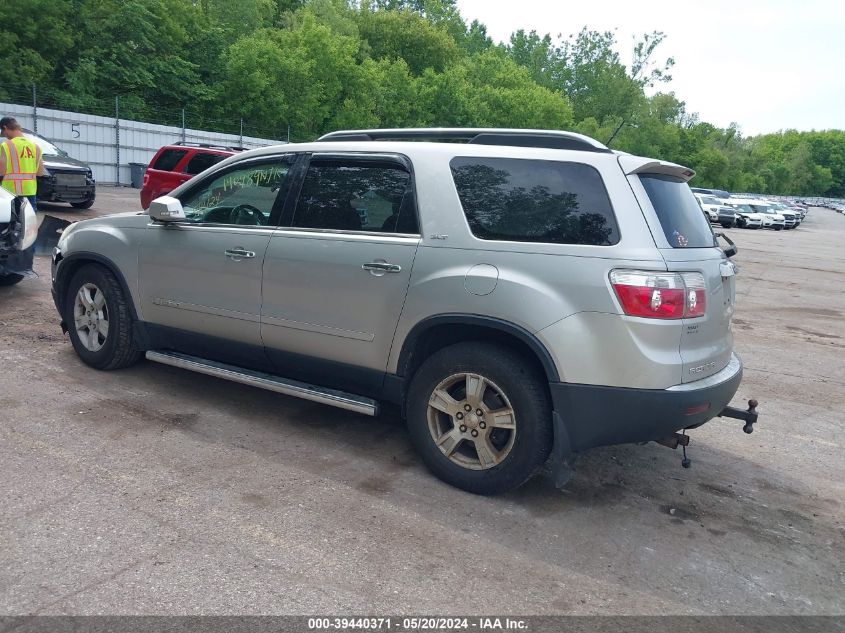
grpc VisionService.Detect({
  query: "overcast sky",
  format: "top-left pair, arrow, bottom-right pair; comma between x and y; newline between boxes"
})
454,0 -> 845,136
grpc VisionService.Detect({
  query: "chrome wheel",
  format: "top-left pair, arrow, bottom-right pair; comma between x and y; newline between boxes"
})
73,282 -> 109,352
427,372 -> 517,470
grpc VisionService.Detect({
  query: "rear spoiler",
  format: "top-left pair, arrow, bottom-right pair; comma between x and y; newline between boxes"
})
618,155 -> 696,182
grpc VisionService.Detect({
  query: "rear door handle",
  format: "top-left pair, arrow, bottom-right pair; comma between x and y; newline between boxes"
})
225,248 -> 256,260
362,262 -> 402,274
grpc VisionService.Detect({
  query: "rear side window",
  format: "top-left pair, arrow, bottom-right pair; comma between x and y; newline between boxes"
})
152,149 -> 187,171
184,152 -> 228,175
449,157 -> 619,245
292,160 -> 418,233
639,175 -> 716,248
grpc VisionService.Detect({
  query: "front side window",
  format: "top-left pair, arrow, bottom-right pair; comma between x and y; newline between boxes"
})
639,174 -> 716,248
178,160 -> 290,225
449,157 -> 619,246
291,160 -> 418,233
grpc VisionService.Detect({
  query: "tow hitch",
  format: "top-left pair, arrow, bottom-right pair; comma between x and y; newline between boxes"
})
656,399 -> 760,470
718,399 -> 759,434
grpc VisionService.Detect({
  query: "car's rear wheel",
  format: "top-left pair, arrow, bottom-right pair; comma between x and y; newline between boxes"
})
406,342 -> 552,495
64,264 -> 141,370
71,198 -> 95,209
0,273 -> 24,286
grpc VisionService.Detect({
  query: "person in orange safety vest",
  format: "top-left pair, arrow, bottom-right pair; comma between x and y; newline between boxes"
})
1,116 -> 46,211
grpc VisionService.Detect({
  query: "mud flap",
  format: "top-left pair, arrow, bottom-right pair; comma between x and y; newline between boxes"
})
550,411 -> 575,489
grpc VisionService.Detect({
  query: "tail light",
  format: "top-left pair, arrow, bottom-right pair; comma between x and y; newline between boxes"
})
610,270 -> 707,319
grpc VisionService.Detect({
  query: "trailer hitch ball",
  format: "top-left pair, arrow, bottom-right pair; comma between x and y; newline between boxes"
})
743,399 -> 759,434
718,399 -> 760,433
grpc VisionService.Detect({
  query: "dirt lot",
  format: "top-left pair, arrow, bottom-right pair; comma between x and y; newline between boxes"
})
1,189 -> 843,615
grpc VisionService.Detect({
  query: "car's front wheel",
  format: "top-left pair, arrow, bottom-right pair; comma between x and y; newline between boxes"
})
71,198 -> 95,210
0,273 -> 24,286
64,264 -> 141,370
406,342 -> 553,495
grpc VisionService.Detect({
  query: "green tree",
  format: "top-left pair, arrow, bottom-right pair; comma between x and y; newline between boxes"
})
356,8 -> 460,74
0,0 -> 74,90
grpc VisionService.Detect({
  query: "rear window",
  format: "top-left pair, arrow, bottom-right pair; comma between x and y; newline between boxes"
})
152,148 -> 188,171
450,157 -> 619,246
184,152 -> 228,175
639,175 -> 716,248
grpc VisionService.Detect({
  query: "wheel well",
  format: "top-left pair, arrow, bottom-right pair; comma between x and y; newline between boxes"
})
398,321 -> 557,387
55,255 -> 137,320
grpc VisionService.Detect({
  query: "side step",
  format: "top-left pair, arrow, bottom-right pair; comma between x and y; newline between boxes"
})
145,350 -> 379,416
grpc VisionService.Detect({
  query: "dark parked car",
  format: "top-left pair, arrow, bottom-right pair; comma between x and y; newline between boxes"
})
716,206 -> 738,228
24,130 -> 96,209
140,142 -> 241,209
691,187 -> 731,199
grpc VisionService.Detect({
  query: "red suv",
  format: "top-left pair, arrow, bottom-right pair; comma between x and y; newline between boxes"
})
140,142 -> 241,209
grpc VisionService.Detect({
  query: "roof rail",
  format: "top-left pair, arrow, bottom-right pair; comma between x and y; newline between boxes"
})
174,141 -> 247,152
316,128 -> 612,153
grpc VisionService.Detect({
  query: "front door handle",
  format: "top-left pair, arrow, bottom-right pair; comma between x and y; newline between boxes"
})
225,247 -> 256,260
362,261 -> 402,274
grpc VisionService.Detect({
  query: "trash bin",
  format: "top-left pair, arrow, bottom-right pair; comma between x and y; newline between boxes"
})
129,162 -> 146,189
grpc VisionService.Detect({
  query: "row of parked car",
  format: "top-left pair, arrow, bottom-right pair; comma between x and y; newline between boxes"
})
692,187 -> 809,231
821,201 -> 845,213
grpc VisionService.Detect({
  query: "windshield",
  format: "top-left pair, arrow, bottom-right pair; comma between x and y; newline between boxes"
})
639,174 -> 716,248
23,132 -> 68,157
752,205 -> 774,214
731,204 -> 753,213
700,196 -> 719,205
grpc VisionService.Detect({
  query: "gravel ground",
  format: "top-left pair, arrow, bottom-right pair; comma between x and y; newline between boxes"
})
1,191 -> 843,615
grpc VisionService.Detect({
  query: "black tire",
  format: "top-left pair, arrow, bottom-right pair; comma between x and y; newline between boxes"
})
406,342 -> 553,495
774,225 -> 783,231
0,273 -> 24,286
720,222 -> 733,229
71,198 -> 95,209
64,264 -> 141,370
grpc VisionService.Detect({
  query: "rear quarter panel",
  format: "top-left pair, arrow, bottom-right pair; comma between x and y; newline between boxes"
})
387,147 -> 677,386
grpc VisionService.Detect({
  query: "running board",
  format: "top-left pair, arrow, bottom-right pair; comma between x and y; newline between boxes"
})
145,350 -> 379,416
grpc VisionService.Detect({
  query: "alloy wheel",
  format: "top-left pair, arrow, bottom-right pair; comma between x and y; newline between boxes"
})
73,282 -> 109,352
427,372 -> 517,470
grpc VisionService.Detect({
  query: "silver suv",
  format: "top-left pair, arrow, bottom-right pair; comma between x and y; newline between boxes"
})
51,128 -> 759,495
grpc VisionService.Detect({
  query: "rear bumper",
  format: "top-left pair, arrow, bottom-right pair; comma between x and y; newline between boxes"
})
550,353 -> 743,452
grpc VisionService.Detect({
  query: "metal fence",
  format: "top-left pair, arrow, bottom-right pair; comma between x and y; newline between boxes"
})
0,86 -> 285,185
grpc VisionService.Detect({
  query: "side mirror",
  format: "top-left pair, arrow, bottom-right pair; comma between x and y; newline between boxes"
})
149,196 -> 186,222
714,231 -> 738,258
